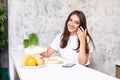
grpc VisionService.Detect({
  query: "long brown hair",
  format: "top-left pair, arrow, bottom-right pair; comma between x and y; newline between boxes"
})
60,10 -> 94,53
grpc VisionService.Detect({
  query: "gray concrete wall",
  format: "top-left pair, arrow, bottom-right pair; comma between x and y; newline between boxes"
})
8,0 -> 120,76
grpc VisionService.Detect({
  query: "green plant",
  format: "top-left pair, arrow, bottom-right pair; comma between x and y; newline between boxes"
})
23,33 -> 39,48
23,39 -> 29,48
0,3 -> 7,51
29,33 -> 38,46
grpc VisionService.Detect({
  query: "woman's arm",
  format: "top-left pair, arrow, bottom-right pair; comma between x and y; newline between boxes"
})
78,41 -> 89,65
40,47 -> 55,57
41,34 -> 61,57
77,27 -> 89,65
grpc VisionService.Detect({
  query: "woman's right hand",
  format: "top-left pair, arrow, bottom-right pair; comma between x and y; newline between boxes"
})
77,27 -> 86,43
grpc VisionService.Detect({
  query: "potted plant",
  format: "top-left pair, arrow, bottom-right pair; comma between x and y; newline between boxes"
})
0,2 -> 7,53
23,33 -> 39,48
0,3 -> 9,80
29,33 -> 38,46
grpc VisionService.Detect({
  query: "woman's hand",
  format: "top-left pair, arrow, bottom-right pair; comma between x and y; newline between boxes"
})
40,47 -> 55,58
77,26 -> 86,43
40,51 -> 46,58
77,27 -> 88,65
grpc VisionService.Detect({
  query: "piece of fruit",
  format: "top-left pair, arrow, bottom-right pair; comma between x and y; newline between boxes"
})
22,55 -> 37,66
36,56 -> 45,66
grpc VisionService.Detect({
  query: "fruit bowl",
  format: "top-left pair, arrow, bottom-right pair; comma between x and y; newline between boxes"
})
21,55 -> 45,68
21,64 -> 45,69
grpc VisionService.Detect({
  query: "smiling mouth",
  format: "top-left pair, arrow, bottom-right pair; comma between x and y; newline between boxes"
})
69,26 -> 75,30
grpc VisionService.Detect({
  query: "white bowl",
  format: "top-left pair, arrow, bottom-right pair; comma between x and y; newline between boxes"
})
24,46 -> 47,54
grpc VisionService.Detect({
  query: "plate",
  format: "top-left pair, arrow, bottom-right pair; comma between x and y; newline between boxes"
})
45,57 -> 60,64
21,64 -> 45,69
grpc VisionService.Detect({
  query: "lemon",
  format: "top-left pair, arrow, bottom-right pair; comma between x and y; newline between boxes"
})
22,55 -> 37,66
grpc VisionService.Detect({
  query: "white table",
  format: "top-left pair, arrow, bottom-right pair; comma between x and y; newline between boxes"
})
9,51 -> 119,80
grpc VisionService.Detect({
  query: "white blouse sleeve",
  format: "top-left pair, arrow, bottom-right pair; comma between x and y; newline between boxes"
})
50,33 -> 62,51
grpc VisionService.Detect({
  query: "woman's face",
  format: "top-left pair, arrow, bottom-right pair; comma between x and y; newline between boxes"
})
67,14 -> 80,36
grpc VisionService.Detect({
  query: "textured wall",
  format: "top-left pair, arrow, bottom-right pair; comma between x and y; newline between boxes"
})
8,0 -> 120,76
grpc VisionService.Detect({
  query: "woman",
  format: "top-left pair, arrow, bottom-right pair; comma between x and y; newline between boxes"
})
41,10 -> 94,65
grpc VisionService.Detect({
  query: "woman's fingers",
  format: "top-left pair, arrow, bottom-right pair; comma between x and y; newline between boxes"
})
78,26 -> 84,32
79,26 -> 84,32
77,26 -> 87,41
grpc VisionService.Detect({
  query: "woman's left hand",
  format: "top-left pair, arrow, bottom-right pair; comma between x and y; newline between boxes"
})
77,27 -> 86,42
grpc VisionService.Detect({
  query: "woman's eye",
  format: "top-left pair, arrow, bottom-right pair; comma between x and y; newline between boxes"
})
68,19 -> 80,25
75,22 -> 79,25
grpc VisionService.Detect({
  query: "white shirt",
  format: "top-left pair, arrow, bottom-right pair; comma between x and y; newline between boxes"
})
50,33 -> 90,65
